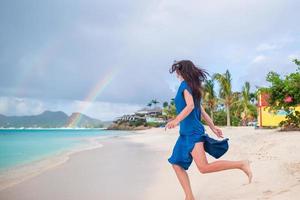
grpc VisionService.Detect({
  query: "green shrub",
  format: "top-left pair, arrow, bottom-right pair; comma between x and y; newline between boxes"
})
231,115 -> 241,126
213,110 -> 227,126
146,122 -> 164,127
129,120 -> 144,127
279,110 -> 300,129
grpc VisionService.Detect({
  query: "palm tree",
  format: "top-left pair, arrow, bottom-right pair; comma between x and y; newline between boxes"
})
238,82 -> 257,125
213,70 -> 235,126
163,101 -> 169,108
147,102 -> 152,108
241,82 -> 251,116
170,98 -> 175,106
164,98 -> 177,119
151,99 -> 159,108
231,91 -> 243,124
203,79 -> 218,121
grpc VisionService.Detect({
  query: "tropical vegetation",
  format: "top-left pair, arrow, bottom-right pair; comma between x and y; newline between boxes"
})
119,59 -> 299,129
258,59 -> 300,130
163,70 -> 258,126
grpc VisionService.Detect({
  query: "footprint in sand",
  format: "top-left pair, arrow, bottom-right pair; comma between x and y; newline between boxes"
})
276,189 -> 290,195
262,190 -> 273,196
262,188 -> 291,199
261,190 -> 273,200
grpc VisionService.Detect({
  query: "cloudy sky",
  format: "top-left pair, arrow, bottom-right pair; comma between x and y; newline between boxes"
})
0,0 -> 299,120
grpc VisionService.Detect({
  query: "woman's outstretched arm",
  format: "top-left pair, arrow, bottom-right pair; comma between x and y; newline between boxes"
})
200,105 -> 215,128
200,105 -> 224,138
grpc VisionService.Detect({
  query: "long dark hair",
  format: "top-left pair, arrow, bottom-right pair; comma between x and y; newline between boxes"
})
169,60 -> 209,107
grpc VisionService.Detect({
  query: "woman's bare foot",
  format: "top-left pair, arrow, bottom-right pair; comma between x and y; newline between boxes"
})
240,159 -> 253,184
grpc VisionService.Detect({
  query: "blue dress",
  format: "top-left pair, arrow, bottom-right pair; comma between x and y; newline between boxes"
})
167,80 -> 229,170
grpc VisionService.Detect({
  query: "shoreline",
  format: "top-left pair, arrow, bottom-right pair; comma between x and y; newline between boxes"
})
0,125 -> 287,191
0,130 -> 143,191
0,126 -> 299,199
0,130 -> 164,200
0,127 -> 107,130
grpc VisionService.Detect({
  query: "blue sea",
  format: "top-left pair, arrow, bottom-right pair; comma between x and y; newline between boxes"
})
0,128 -> 134,173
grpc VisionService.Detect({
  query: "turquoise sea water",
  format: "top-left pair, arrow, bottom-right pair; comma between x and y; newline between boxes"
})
0,129 -> 132,172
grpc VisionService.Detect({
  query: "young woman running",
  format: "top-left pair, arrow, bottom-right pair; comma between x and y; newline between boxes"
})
165,60 -> 253,200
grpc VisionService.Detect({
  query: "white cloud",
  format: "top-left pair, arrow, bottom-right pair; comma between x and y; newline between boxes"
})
256,37 -> 294,52
256,43 -> 279,51
252,55 -> 268,64
1,0 -> 300,115
0,96 -> 45,116
0,96 -> 144,121
240,53 -> 299,91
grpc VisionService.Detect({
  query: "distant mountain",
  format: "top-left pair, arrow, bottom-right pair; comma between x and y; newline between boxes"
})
66,112 -> 105,128
0,110 -> 108,128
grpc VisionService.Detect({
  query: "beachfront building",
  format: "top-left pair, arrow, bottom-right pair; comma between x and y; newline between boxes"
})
145,116 -> 166,123
257,92 -> 300,127
135,107 -> 163,117
115,114 -> 145,122
113,107 -> 166,123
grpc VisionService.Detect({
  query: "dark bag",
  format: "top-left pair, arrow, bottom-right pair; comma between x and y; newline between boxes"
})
202,134 -> 229,159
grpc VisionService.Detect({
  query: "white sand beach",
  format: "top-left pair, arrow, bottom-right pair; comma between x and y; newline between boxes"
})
0,126 -> 300,200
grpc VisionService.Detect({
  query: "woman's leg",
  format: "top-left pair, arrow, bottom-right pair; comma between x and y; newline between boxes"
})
172,164 -> 195,200
191,142 -> 253,183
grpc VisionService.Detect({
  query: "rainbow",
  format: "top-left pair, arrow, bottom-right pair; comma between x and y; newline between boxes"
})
66,66 -> 120,127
